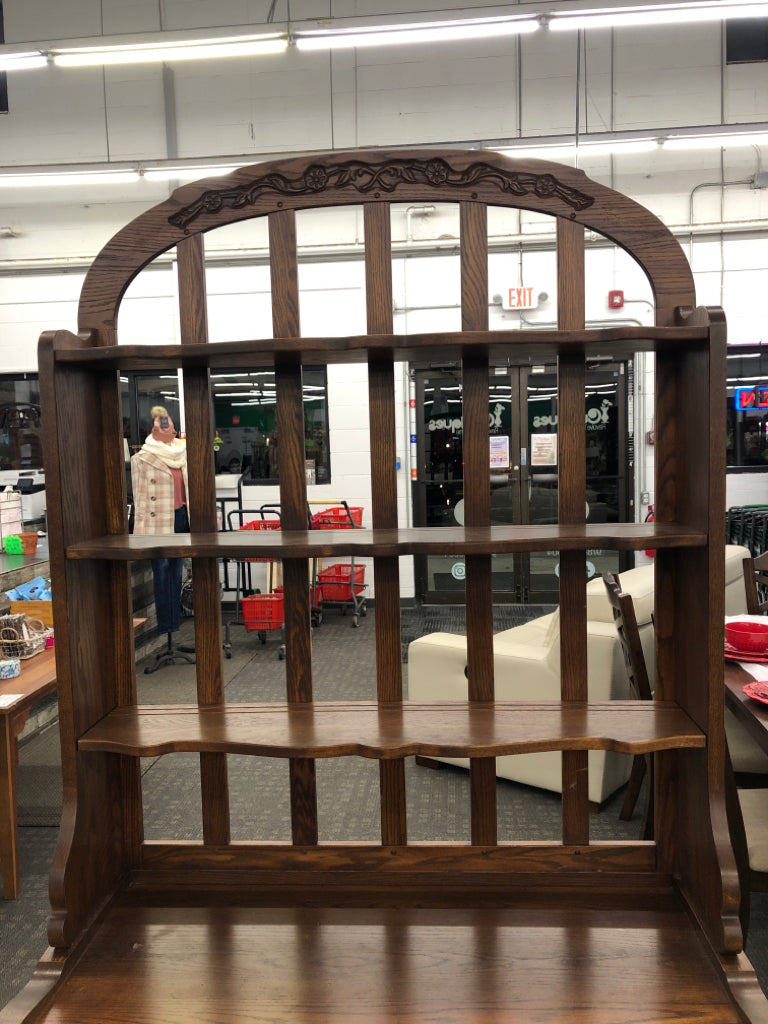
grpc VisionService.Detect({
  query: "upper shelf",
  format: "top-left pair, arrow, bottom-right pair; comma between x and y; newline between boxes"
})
78,700 -> 706,760
66,523 -> 707,560
53,325 -> 711,369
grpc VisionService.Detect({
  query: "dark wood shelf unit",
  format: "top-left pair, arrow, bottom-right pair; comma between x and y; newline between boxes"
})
64,522 -> 707,561
16,148 -> 765,1024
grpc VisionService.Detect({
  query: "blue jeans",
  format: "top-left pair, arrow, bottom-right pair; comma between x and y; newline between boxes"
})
150,505 -> 189,635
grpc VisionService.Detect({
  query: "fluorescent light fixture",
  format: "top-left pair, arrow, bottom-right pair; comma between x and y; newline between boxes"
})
578,139 -> 659,156
52,35 -> 286,67
0,170 -> 140,187
550,2 -> 768,31
143,165 -> 241,181
295,17 -> 538,51
663,131 -> 768,149
501,139 -> 658,158
0,51 -> 47,71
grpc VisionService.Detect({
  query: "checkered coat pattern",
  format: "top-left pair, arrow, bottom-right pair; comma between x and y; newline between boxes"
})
131,450 -> 188,535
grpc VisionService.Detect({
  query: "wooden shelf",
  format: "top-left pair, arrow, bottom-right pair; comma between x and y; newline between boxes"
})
10,902 -> 755,1024
78,701 -> 705,759
10,901 -> 755,1024
52,324 -> 710,369
66,522 -> 707,560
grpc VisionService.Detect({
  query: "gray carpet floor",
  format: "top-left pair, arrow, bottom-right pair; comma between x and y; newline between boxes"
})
3,607 -> 767,1011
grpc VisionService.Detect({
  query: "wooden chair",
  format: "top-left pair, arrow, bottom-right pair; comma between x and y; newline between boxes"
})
737,788 -> 768,894
743,550 -> 768,615
603,571 -> 653,839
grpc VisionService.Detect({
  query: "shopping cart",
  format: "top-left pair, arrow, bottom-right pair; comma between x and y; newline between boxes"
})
308,502 -> 367,626
310,504 -> 364,530
240,591 -> 285,659
224,508 -> 283,654
316,562 -> 367,627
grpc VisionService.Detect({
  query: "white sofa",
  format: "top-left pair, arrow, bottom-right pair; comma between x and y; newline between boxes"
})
407,545 -> 751,806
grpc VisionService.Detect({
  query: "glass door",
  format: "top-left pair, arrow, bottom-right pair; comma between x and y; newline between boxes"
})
413,363 -> 631,603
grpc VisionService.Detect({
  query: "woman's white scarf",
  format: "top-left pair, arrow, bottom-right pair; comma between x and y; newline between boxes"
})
141,436 -> 187,469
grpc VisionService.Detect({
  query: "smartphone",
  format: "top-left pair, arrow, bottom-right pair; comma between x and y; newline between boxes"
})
159,416 -> 169,429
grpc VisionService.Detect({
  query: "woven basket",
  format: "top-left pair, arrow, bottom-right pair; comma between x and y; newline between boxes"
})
0,615 -> 53,659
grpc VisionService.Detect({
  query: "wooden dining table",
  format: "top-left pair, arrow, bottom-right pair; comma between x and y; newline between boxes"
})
725,660 -> 768,757
0,645 -> 58,900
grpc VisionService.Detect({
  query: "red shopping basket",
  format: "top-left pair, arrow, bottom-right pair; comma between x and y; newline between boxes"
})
240,592 -> 284,632
317,563 -> 366,601
310,506 -> 363,530
240,517 -> 281,562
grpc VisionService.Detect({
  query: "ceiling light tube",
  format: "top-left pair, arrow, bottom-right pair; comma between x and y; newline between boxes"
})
0,51 -> 48,71
550,2 -> 768,31
498,138 -> 658,158
0,171 -> 141,188
52,35 -> 286,67
663,131 -> 768,149
295,17 -> 538,51
577,139 -> 660,155
143,165 -> 241,181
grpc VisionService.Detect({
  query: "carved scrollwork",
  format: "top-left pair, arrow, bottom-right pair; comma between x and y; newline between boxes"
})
168,157 -> 594,231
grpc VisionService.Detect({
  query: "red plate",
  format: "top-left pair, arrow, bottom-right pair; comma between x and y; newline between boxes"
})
743,681 -> 768,705
725,643 -> 768,663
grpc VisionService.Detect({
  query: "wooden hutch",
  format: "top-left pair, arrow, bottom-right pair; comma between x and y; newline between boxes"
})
7,150 -> 767,1022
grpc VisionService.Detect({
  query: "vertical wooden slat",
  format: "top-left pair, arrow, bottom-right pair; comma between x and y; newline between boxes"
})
177,233 -> 230,847
557,217 -> 589,846
270,209 -> 317,846
460,200 -> 496,846
365,201 -> 407,847
99,367 -> 144,867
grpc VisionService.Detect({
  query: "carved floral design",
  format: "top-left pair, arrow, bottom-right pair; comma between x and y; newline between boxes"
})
168,157 -> 594,232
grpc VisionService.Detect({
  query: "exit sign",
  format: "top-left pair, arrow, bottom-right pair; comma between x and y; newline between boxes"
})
503,286 -> 536,310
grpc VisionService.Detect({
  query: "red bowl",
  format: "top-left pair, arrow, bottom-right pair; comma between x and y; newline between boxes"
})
725,620 -> 768,652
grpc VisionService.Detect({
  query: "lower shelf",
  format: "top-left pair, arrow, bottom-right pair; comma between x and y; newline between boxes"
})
10,898 -> 767,1024
77,700 -> 706,759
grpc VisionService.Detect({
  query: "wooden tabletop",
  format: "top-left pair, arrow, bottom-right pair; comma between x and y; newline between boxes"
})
0,647 -> 56,716
725,660 -> 768,757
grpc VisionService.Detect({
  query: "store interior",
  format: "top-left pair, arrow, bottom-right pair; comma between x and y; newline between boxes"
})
1,1 -> 768,1020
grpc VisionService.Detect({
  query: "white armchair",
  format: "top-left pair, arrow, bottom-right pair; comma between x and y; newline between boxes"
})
407,545 -> 751,806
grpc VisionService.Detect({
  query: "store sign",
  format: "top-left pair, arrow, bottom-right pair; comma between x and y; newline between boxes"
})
489,435 -> 509,469
736,386 -> 768,410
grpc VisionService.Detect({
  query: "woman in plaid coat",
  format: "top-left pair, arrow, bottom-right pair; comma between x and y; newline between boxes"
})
131,408 -> 189,639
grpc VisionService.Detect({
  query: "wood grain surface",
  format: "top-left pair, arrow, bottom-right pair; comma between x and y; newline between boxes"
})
12,903 -> 752,1024
77,701 -> 705,759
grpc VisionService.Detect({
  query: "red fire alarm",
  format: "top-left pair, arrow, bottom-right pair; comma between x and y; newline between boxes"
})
608,290 -> 624,309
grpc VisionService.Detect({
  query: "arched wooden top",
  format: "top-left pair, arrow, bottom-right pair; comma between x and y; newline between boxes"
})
78,147 -> 695,344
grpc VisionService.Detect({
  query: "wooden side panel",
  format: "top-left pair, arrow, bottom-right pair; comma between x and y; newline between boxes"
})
38,332 -> 134,948
556,218 -> 589,846
364,202 -> 407,847
460,201 -> 496,847
270,209 -> 318,846
655,310 -> 742,954
177,233 -> 230,848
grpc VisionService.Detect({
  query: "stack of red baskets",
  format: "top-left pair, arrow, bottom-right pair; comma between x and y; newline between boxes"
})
311,506 -> 366,606
239,517 -> 283,631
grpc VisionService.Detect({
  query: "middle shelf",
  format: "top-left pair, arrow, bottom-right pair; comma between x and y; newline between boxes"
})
79,701 -> 705,759
66,522 -> 707,560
